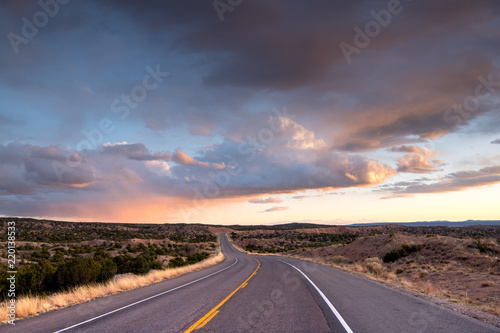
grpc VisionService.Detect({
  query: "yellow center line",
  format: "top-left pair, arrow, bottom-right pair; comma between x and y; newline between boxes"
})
196,310 -> 219,329
184,257 -> 261,333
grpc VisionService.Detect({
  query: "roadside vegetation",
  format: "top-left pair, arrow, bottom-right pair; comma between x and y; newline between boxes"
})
0,218 -> 222,322
0,252 -> 224,323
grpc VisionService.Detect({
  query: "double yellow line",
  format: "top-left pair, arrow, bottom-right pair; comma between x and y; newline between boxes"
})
184,257 -> 261,332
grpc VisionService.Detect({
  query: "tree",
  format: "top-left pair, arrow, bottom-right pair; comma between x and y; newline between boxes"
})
97,258 -> 117,282
53,257 -> 99,290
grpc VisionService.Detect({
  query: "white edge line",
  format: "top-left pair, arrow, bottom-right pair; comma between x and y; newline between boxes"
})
277,260 -> 354,333
53,257 -> 238,333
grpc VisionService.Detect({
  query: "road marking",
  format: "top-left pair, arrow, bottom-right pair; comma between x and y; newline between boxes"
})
184,257 -> 261,332
53,258 -> 239,333
277,260 -> 354,333
197,310 -> 219,328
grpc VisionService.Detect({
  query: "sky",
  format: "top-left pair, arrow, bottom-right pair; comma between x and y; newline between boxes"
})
0,0 -> 499,224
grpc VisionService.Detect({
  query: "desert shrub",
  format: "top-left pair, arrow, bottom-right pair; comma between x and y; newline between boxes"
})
129,256 -> 150,275
186,252 -> 209,265
177,244 -> 197,256
0,261 -> 55,299
475,240 -> 488,253
383,243 -> 421,263
113,254 -> 134,274
383,250 -> 402,263
112,253 -> 161,275
246,244 -> 263,252
364,258 -> 385,275
16,260 -> 55,296
51,250 -> 65,263
53,257 -> 100,291
330,256 -> 350,264
167,256 -> 185,268
97,258 -> 117,282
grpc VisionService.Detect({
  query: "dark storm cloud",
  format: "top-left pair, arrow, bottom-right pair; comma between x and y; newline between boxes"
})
3,0 -> 498,149
94,0 -> 500,151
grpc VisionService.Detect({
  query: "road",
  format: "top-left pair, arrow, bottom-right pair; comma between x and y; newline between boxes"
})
2,234 -> 498,332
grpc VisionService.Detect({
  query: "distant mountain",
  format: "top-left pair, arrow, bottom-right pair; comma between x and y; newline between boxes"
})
347,220 -> 500,227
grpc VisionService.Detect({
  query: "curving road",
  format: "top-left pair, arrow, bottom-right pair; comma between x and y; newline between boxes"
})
2,234 -> 498,332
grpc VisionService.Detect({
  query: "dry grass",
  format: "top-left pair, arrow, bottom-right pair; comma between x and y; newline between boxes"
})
0,252 -> 224,323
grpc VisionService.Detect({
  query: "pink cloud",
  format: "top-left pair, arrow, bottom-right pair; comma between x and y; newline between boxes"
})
262,206 -> 288,213
248,196 -> 283,204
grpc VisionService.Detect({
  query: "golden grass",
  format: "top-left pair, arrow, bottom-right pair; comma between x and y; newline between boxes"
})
0,252 -> 225,323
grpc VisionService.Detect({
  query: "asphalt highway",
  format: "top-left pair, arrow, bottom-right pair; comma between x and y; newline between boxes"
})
2,234 -> 498,332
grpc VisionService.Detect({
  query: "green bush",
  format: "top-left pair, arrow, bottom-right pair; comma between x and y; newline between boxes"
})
383,249 -> 402,263
53,257 -> 100,290
97,258 -> 117,282
17,260 -> 55,296
167,256 -> 185,268
475,240 -> 488,253
130,256 -> 150,275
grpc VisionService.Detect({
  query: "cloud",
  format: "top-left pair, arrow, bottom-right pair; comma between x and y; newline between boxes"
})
292,195 -> 321,200
380,194 -> 414,200
389,145 -> 427,154
0,116 -> 397,219
1,0 -> 499,155
103,143 -> 171,161
0,142 -> 94,194
2,0 -> 499,221
272,116 -> 326,150
386,165 -> 500,195
171,148 -> 225,169
248,196 -> 283,204
171,148 -> 196,165
492,139 -> 500,144
390,145 -> 443,173
262,206 -> 288,213
190,116 -> 397,195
